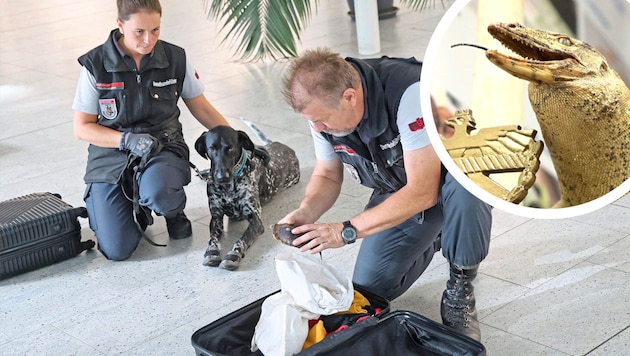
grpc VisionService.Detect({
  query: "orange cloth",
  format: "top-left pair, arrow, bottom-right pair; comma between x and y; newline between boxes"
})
302,290 -> 372,350
302,319 -> 327,350
338,290 -> 370,315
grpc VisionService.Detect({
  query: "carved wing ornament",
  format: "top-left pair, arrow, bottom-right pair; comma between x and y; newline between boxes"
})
442,109 -> 544,204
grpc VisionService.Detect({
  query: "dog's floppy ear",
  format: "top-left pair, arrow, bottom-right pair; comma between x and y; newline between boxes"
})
254,145 -> 271,166
237,130 -> 255,152
195,131 -> 209,159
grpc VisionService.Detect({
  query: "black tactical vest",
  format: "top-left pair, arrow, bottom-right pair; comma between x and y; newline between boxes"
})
78,29 -> 188,184
320,56 -> 422,195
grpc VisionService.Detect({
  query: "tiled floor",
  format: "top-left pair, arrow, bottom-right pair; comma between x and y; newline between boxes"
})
1,1 -> 629,355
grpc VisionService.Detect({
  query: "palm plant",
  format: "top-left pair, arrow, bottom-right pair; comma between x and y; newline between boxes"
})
202,0 -> 453,62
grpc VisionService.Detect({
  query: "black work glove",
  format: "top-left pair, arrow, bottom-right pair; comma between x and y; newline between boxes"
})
119,132 -> 162,158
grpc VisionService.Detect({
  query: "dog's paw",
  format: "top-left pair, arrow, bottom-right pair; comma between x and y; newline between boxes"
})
219,250 -> 243,271
203,248 -> 222,267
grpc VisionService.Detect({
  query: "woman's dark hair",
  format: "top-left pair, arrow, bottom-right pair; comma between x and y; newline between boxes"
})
117,0 -> 162,21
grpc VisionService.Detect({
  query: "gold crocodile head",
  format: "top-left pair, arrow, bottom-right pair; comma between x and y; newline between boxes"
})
485,22 -> 613,85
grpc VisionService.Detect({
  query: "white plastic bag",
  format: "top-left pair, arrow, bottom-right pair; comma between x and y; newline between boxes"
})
251,252 -> 354,355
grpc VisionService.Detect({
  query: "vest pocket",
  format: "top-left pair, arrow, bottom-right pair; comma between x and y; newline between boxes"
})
382,146 -> 403,168
149,85 -> 179,117
149,85 -> 179,101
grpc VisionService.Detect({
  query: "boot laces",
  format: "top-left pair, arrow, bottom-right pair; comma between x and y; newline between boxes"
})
444,283 -> 475,327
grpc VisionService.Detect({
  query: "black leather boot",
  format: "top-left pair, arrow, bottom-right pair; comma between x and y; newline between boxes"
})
166,211 -> 192,240
441,263 -> 481,341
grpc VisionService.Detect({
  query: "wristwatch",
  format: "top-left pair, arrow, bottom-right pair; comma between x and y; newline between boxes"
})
341,220 -> 358,244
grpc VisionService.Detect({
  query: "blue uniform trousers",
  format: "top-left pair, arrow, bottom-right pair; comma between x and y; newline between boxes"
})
352,172 -> 492,301
83,151 -> 191,260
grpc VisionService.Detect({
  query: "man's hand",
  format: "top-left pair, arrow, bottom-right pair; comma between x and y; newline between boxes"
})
291,222 -> 346,254
277,208 -> 311,227
120,132 -> 162,158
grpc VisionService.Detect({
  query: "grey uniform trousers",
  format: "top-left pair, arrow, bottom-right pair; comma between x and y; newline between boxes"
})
83,151 -> 191,261
352,172 -> 492,301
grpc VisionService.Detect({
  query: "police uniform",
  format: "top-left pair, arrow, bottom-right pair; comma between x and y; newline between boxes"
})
311,56 -> 492,301
72,29 -> 203,260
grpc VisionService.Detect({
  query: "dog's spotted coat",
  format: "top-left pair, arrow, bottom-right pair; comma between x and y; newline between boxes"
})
195,126 -> 300,270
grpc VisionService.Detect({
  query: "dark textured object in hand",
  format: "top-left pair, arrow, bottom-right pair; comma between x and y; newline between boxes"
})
271,223 -> 305,248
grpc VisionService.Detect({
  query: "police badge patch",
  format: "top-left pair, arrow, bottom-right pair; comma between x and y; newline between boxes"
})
99,98 -> 117,120
343,163 -> 361,184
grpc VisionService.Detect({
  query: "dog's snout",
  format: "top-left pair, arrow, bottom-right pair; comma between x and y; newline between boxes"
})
214,168 -> 232,184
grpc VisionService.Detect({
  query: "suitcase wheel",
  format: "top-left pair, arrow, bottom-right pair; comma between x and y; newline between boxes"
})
82,240 -> 96,251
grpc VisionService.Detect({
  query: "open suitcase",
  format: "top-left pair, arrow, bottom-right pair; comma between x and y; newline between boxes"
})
191,285 -> 486,356
0,192 -> 95,280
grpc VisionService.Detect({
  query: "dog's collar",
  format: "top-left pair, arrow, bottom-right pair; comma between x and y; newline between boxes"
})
233,148 -> 248,177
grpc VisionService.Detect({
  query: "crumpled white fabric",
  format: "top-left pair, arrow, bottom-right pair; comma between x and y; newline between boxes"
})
251,252 -> 354,356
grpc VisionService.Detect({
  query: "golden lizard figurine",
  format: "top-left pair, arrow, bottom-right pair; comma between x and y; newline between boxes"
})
485,22 -> 630,207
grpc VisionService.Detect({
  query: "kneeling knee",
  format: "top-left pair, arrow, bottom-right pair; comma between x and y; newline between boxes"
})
99,246 -> 134,261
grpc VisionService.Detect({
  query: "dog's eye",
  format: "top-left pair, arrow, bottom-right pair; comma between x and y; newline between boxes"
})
207,147 -> 216,154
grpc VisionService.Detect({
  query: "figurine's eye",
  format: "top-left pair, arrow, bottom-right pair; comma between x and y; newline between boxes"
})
558,37 -> 572,46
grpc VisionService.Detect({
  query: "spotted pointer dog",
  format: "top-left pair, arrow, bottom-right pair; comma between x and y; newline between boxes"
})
194,125 -> 300,270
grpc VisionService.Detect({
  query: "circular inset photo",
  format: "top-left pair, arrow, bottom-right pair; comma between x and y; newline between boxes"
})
420,0 -> 630,218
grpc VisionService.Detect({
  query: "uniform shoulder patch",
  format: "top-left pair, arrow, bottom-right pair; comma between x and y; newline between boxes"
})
408,117 -> 425,131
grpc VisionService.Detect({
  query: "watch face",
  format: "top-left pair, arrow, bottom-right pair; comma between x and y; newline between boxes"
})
342,226 -> 357,242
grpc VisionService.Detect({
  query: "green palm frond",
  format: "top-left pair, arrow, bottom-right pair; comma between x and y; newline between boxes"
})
203,0 -> 315,61
203,0 -> 453,62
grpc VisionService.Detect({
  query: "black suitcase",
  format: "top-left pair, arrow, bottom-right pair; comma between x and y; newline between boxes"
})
0,192 -> 95,280
297,310 -> 486,356
191,285 -> 486,356
191,285 -> 390,356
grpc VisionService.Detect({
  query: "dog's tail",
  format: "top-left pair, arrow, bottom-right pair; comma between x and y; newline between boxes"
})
240,117 -> 273,146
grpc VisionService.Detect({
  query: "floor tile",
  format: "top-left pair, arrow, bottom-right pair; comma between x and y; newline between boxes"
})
481,218 -> 624,288
482,262 -> 630,354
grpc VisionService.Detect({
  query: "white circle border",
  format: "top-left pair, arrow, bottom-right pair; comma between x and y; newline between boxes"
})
420,0 -> 630,219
